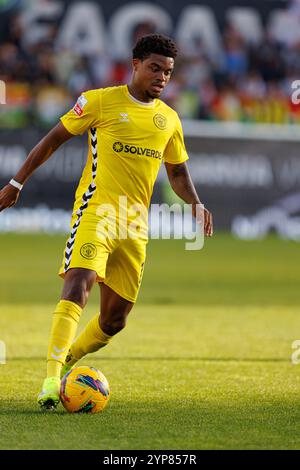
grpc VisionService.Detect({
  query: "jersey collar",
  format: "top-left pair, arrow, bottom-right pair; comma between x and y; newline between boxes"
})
125,85 -> 155,107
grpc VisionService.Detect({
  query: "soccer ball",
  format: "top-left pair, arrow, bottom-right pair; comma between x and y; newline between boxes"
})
60,365 -> 110,413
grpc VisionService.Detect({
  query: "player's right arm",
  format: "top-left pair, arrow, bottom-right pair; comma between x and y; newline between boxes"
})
0,89 -> 101,212
0,122 -> 73,212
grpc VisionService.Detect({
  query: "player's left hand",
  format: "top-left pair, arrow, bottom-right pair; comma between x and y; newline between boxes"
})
0,184 -> 20,212
192,203 -> 213,237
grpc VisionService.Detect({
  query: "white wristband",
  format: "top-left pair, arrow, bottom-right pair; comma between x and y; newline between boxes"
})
9,179 -> 23,191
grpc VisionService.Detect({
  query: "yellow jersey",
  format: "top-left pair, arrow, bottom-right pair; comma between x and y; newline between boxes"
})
60,85 -> 188,234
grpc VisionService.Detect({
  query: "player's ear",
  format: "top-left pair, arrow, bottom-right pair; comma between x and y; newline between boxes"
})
132,58 -> 140,72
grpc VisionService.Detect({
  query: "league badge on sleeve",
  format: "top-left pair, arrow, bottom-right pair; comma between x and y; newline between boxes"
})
73,95 -> 88,116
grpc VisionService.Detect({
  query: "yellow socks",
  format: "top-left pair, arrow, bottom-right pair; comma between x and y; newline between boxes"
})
46,300 -> 82,378
66,314 -> 112,367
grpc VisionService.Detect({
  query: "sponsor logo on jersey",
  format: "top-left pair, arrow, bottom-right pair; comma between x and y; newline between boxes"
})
112,142 -> 162,159
153,113 -> 167,129
73,94 -> 88,116
80,243 -> 97,260
113,142 -> 124,152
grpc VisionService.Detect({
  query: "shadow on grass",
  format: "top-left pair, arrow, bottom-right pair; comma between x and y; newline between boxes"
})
0,408 -> 67,416
6,356 -> 289,363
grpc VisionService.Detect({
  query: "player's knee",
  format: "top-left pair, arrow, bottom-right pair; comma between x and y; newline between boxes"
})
64,285 -> 89,307
100,316 -> 127,336
62,270 -> 96,307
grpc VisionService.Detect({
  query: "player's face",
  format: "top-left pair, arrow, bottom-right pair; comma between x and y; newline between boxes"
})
133,53 -> 174,99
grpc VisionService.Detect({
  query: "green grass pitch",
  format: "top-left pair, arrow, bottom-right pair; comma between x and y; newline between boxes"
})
0,233 -> 299,449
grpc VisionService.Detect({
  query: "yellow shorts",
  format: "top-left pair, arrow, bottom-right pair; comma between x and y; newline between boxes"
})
58,211 -> 147,303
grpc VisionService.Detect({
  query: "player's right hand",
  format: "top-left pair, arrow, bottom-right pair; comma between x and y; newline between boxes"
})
0,184 -> 20,212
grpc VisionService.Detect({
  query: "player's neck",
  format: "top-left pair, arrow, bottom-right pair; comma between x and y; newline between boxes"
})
127,84 -> 154,104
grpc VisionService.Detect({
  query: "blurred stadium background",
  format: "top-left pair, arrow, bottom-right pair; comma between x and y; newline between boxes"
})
0,0 -> 300,237
1,0 -> 300,450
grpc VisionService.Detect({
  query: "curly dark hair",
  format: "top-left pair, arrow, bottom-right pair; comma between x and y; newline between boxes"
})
132,34 -> 178,61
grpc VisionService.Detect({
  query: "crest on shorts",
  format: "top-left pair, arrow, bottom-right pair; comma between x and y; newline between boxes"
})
153,114 -> 167,130
80,243 -> 97,260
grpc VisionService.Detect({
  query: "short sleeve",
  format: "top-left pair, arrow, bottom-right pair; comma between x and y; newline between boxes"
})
60,89 -> 102,135
163,115 -> 189,164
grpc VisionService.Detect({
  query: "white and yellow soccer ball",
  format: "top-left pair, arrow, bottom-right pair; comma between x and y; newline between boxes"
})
60,366 -> 110,413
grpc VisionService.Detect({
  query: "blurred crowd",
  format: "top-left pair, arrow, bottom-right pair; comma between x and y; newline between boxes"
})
1,6 -> 300,128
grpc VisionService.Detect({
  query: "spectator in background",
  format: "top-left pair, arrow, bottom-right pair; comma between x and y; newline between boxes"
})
67,57 -> 94,96
211,80 -> 242,122
222,25 -> 248,79
250,32 -> 285,83
1,10 -> 300,127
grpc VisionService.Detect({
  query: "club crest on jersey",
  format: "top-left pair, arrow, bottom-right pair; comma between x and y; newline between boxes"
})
153,113 -> 167,130
73,95 -> 88,116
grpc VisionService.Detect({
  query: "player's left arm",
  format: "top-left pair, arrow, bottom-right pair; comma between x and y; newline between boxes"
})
164,161 -> 213,237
